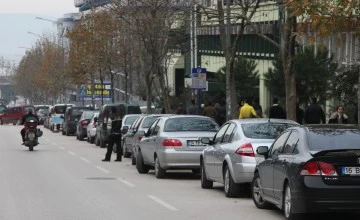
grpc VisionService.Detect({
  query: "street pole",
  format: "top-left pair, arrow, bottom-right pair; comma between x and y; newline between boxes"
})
225,0 -> 232,120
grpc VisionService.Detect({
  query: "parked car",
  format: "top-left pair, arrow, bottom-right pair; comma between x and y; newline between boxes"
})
252,124 -> 360,219
86,112 -> 99,144
0,105 -> 35,125
62,106 -> 94,136
0,104 -> 6,114
136,115 -> 219,178
122,115 -> 146,160
48,104 -> 74,131
117,114 -> 142,156
130,114 -> 173,165
76,110 -> 97,141
35,106 -> 50,125
95,103 -> 141,148
200,118 -> 299,198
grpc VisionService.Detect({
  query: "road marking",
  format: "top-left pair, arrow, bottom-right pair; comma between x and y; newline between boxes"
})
68,151 -> 76,156
59,146 -> 65,150
80,157 -> 91,163
147,195 -> 178,211
95,166 -> 110,174
117,178 -> 135,188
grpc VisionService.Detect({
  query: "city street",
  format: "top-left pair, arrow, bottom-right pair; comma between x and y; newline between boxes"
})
0,125 -> 359,220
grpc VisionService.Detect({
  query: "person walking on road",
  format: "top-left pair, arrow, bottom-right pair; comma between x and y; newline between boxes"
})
328,105 -> 348,124
239,99 -> 259,119
269,97 -> 286,119
304,97 -> 326,124
102,107 -> 122,162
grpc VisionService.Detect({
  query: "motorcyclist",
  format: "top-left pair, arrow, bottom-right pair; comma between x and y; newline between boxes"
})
20,108 -> 39,144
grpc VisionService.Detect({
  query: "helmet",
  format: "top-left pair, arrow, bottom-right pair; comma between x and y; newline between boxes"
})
28,109 -> 33,114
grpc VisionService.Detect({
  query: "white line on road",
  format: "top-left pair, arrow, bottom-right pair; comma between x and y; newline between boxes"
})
68,151 -> 76,156
117,178 -> 135,188
80,157 -> 91,163
58,146 -> 65,150
147,195 -> 178,211
95,166 -> 110,174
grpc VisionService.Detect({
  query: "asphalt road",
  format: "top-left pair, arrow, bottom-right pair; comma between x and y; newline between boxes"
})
0,124 -> 359,220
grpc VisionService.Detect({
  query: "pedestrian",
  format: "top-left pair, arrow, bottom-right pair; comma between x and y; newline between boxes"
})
176,102 -> 187,114
203,101 -> 217,120
102,107 -> 122,162
296,103 -> 304,124
269,97 -> 286,119
252,98 -> 263,118
328,105 -> 348,124
214,103 -> 226,126
187,99 -> 197,115
239,99 -> 259,119
304,97 -> 326,124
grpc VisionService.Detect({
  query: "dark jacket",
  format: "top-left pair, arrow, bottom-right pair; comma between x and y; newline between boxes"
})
269,104 -> 286,119
328,112 -> 348,124
296,107 -> 304,124
21,113 -> 39,125
304,104 -> 326,124
108,114 -> 122,136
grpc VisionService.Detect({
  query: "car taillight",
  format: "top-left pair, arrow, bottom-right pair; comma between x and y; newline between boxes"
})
235,143 -> 255,157
300,161 -> 338,176
162,139 -> 182,147
81,120 -> 89,126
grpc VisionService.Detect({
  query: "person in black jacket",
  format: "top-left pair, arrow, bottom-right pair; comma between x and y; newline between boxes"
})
304,97 -> 326,124
102,107 -> 122,162
20,109 -> 39,144
269,97 -> 286,119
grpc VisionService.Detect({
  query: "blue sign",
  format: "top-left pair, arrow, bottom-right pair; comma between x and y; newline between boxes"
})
79,82 -> 112,101
191,67 -> 207,90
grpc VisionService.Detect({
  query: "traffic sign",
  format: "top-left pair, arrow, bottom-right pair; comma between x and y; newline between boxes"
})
192,67 -> 207,90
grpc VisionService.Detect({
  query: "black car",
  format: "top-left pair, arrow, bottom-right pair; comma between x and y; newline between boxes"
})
76,110 -> 97,141
62,106 -> 94,136
252,124 -> 360,220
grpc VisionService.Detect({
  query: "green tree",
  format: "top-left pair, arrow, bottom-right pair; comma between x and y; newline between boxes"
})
216,56 -> 259,101
264,46 -> 337,106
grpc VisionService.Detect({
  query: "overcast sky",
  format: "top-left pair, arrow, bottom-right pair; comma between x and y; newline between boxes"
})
0,0 -> 79,64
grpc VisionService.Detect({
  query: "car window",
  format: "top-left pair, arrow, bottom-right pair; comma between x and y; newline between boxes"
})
124,116 -> 139,125
141,116 -> 161,128
282,131 -> 300,155
147,119 -> 159,136
308,129 -> 360,151
54,106 -> 67,114
14,107 -> 21,113
164,117 -> 219,132
214,124 -> 230,143
0,105 -> 6,114
241,122 -> 297,139
222,123 -> 236,143
269,131 -> 291,156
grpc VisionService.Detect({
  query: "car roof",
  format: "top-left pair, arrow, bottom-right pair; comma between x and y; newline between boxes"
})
230,118 -> 299,125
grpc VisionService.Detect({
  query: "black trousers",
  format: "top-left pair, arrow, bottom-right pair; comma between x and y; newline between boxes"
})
105,134 -> 122,161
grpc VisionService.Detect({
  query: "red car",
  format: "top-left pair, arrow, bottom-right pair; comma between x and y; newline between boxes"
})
0,105 -> 35,125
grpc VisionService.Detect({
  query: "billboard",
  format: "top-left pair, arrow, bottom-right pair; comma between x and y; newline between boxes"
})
79,82 -> 112,101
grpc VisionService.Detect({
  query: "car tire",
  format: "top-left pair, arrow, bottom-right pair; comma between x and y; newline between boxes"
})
62,130 -> 65,135
90,136 -> 95,144
252,172 -> 272,209
79,134 -> 84,141
224,165 -> 240,198
131,153 -> 136,165
155,156 -> 166,179
201,160 -> 213,189
0,119 -> 3,125
123,142 -> 131,158
283,183 -> 302,220
136,151 -> 150,174
100,138 -> 106,148
66,129 -> 70,136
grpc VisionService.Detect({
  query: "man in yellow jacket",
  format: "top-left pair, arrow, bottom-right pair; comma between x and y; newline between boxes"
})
239,99 -> 259,119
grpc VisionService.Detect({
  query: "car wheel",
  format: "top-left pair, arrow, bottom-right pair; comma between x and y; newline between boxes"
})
79,133 -> 84,141
90,136 -> 95,144
224,165 -> 240,198
136,151 -> 150,174
66,129 -> 70,136
283,183 -> 302,220
201,160 -> 213,189
123,142 -> 131,158
131,153 -> 136,165
0,119 -> 3,125
155,156 -> 166,179
62,129 -> 65,135
100,138 -> 106,148
252,172 -> 271,209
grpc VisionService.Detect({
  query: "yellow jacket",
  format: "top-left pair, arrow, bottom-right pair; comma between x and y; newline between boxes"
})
239,103 -> 258,119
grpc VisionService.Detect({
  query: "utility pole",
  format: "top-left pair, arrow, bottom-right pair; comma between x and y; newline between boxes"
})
225,0 -> 232,120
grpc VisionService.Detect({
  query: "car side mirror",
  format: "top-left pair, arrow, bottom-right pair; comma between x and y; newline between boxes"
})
256,146 -> 269,157
137,130 -> 146,137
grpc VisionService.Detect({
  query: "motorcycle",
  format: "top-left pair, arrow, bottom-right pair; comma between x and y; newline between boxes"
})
24,117 -> 43,151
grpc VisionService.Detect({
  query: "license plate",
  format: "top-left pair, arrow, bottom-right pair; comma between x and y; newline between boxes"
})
342,167 -> 360,175
187,140 -> 205,146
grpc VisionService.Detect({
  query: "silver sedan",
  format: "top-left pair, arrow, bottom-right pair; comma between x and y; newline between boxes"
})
200,118 -> 299,198
136,115 -> 219,179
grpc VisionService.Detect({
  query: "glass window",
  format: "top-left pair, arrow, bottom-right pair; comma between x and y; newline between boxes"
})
124,116 -> 139,125
282,131 -> 299,154
214,124 -> 230,143
269,131 -> 291,156
163,117 -> 219,132
222,123 -> 236,143
241,122 -> 297,139
142,116 -> 161,128
147,119 -> 159,136
54,106 -> 67,114
308,129 -> 360,151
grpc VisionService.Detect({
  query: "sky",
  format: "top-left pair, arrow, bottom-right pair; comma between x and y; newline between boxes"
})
0,0 -> 79,65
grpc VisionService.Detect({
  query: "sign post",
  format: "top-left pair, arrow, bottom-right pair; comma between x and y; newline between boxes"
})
191,67 -> 207,115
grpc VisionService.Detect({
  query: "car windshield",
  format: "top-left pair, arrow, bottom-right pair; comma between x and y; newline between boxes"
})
83,111 -> 96,119
54,106 -> 67,114
38,109 -> 49,114
242,122 -> 297,139
72,109 -> 85,116
308,129 -> 360,151
124,116 -> 139,125
141,116 -> 161,128
0,105 -> 6,114
164,117 -> 219,132
24,106 -> 35,113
